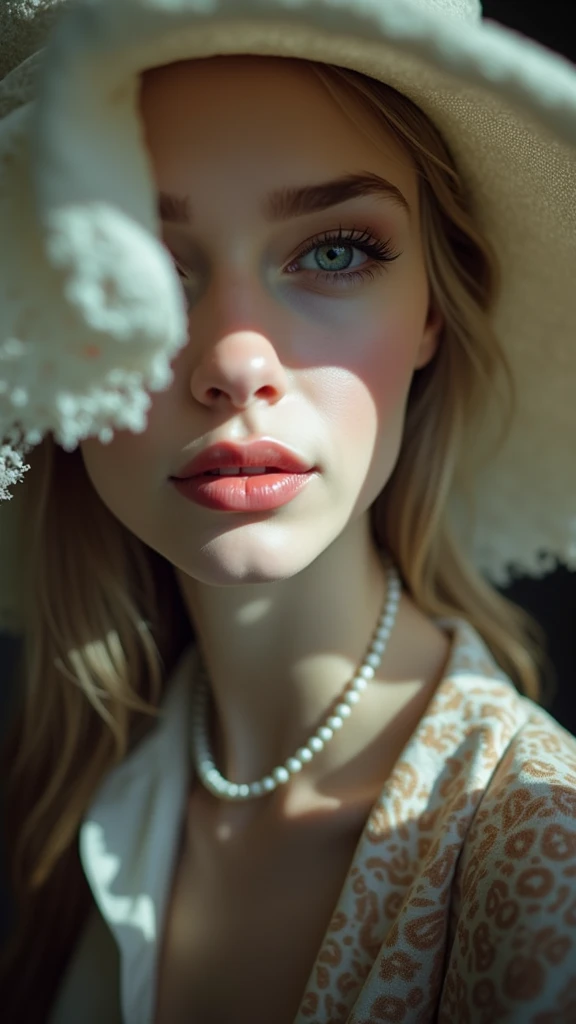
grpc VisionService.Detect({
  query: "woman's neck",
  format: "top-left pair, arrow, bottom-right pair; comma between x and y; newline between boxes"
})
175,513 -> 450,829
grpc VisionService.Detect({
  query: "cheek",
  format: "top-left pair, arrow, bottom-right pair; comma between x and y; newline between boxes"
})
321,319 -> 420,435
307,320 -> 420,511
79,431 -> 160,518
80,379 -> 176,489
363,331 -> 416,412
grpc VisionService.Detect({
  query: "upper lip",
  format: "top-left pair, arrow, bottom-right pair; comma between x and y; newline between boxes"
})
172,440 -> 314,479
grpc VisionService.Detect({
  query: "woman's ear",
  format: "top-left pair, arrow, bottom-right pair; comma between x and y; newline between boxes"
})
415,302 -> 444,370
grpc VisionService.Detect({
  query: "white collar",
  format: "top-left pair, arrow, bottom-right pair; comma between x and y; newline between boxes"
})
79,642 -> 197,1024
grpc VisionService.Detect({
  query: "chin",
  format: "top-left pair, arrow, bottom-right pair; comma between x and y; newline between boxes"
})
166,526 -> 326,588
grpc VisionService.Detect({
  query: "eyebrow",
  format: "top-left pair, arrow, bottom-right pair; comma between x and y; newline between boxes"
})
158,171 -> 411,226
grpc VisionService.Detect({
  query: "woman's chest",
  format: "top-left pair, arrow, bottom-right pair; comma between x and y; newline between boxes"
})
153,805 -> 366,1024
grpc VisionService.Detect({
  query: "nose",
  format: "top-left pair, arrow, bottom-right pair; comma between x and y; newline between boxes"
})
189,330 -> 289,410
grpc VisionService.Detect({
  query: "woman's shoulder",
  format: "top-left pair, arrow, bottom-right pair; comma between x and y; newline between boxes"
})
438,614 -> 576,757
459,691 -> 576,878
434,614 -> 576,795
438,642 -> 576,1021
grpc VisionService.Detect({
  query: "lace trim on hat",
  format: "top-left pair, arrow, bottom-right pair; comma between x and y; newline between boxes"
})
0,419 -> 35,499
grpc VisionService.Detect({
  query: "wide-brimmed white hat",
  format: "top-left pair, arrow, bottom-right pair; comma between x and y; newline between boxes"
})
0,0 -> 575,634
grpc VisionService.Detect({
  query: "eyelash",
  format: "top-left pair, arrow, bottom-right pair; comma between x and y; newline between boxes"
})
288,226 -> 402,287
172,225 -> 402,294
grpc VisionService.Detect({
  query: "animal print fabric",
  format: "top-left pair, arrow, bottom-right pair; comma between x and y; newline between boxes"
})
50,618 -> 576,1023
295,620 -> 576,1023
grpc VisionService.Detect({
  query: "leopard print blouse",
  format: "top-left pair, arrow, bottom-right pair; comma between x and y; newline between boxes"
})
297,620 -> 576,1022
50,618 -> 576,1024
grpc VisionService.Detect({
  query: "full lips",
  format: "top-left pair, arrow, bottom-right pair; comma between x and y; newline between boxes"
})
173,471 -> 316,512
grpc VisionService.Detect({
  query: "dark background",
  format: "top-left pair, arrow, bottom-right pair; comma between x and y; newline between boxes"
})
1,0 -> 575,938
483,0 -> 574,58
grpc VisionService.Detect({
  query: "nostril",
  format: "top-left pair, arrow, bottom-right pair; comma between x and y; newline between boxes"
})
256,385 -> 278,400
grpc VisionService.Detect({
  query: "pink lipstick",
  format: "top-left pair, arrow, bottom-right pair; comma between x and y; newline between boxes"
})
170,441 -> 317,512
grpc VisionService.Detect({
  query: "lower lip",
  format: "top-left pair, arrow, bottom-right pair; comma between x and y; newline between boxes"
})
172,471 -> 316,512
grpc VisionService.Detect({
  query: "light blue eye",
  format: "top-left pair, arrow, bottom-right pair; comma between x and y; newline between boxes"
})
299,243 -> 366,274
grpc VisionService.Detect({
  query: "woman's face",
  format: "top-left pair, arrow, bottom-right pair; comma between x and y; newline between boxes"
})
80,56 -> 442,586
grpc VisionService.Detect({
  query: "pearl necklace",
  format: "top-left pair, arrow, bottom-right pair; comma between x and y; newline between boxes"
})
190,562 -> 401,802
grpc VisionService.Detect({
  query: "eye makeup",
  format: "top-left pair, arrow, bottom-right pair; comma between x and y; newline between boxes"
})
166,221 -> 403,301
285,225 -> 402,288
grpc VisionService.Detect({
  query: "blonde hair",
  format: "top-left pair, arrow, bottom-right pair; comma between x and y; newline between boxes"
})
1,60 -> 549,1017
307,63 -> 548,694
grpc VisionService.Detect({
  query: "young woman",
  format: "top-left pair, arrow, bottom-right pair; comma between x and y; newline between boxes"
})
0,1 -> 575,1022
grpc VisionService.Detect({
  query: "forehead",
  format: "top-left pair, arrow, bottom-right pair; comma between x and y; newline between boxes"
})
139,55 -> 416,195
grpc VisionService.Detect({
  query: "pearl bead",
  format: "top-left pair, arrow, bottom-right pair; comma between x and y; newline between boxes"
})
327,715 -> 343,730
318,726 -> 334,742
297,747 -> 314,763
344,690 -> 361,705
309,736 -> 324,752
249,781 -> 265,796
273,766 -> 290,785
371,639 -> 385,654
335,702 -> 352,718
262,776 -> 276,792
359,664 -> 375,680
238,784 -> 251,798
226,783 -> 239,798
366,652 -> 381,669
285,757 -> 303,772
351,676 -> 368,692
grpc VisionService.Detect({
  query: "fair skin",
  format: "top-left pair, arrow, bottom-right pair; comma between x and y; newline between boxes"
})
80,55 -> 449,841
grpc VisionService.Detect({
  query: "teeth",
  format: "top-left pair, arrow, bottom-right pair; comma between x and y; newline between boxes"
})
205,466 -> 269,477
